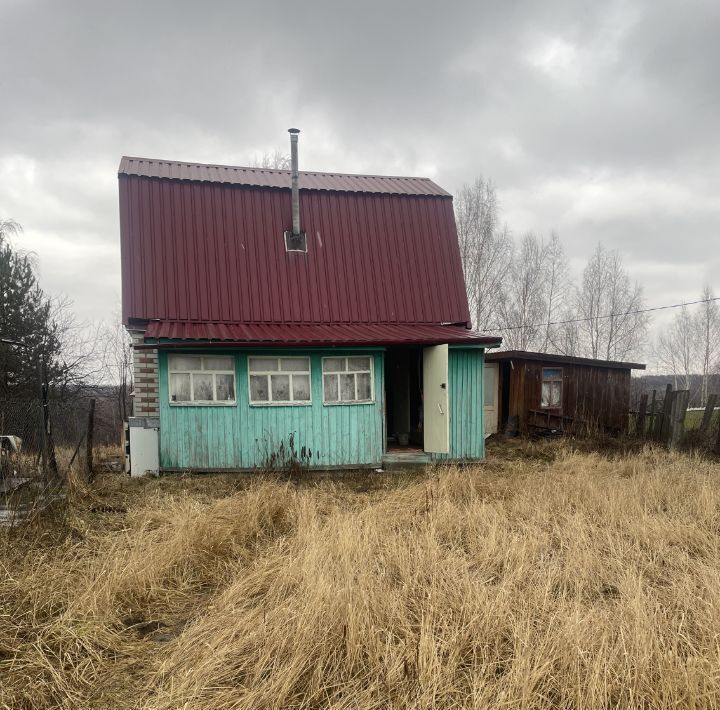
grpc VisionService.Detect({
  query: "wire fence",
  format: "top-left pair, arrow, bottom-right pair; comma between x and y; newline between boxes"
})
0,392 -> 124,486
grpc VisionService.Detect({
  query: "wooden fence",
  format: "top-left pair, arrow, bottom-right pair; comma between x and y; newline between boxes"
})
634,386 -> 720,452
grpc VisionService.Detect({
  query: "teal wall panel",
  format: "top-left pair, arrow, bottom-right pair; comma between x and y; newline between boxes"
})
432,348 -> 485,462
158,346 -> 486,470
159,349 -> 384,470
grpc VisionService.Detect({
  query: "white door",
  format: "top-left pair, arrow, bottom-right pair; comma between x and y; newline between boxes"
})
484,363 -> 499,437
423,344 -> 450,453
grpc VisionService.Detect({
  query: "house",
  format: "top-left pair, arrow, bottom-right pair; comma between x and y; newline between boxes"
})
484,350 -> 646,436
119,130 -> 501,474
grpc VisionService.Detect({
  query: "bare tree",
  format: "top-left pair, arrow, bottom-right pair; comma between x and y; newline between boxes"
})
694,285 -> 720,406
541,231 -> 571,352
498,233 -> 549,351
657,304 -> 695,391
454,178 -> 512,330
0,219 -> 22,240
576,243 -> 648,361
552,312 -> 581,356
100,320 -> 133,435
249,150 -> 291,170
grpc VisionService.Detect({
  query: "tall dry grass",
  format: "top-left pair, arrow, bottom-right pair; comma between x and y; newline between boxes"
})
2,444 -> 720,708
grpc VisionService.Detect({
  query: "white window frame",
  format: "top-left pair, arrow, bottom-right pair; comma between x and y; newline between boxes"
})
322,356 -> 375,405
168,354 -> 237,406
541,367 -> 563,409
247,356 -> 312,406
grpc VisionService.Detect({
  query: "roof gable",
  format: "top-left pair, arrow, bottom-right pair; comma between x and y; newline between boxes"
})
119,158 -> 470,327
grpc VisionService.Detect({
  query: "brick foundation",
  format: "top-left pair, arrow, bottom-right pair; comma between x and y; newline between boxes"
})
128,329 -> 160,416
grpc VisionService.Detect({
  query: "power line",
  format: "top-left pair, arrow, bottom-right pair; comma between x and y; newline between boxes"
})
480,296 -> 720,333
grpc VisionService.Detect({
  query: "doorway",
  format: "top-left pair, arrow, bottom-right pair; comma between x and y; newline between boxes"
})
384,347 -> 423,452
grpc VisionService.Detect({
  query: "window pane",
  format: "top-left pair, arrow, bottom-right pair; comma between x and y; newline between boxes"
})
169,373 -> 191,402
543,368 -> 562,381
347,356 -> 371,372
541,381 -> 551,408
203,356 -> 234,371
215,374 -> 235,401
324,374 -> 339,402
281,357 -> 310,372
271,374 -> 291,401
292,374 -> 311,401
169,355 -> 202,371
193,373 -> 214,400
339,373 -> 356,401
249,358 -> 278,372
250,375 -> 269,402
483,367 -> 495,407
356,372 -> 372,401
323,357 -> 346,373
551,381 -> 562,407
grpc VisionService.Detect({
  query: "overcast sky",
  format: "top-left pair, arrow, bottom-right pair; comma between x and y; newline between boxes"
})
1,0 -> 718,363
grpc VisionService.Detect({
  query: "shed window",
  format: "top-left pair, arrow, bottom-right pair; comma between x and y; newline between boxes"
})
541,367 -> 562,408
248,357 -> 311,405
322,356 -> 373,404
168,355 -> 236,404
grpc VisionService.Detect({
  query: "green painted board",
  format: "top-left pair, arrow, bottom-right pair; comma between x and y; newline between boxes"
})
158,349 -> 384,470
157,346 -> 486,470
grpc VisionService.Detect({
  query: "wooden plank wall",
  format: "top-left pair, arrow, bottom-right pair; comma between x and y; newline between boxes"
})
431,348 -> 485,462
159,349 -> 385,470
503,360 -> 632,433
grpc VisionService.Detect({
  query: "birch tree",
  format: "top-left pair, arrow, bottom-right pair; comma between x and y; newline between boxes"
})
694,285 -> 720,405
455,179 -> 512,330
498,233 -> 549,350
576,243 -> 648,360
541,231 -> 571,352
657,305 -> 695,391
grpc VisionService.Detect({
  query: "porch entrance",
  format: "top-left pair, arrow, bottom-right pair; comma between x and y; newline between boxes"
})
384,346 -> 423,458
383,344 -> 450,466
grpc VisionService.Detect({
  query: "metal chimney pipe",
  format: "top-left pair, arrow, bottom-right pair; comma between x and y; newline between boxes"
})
289,128 -> 300,236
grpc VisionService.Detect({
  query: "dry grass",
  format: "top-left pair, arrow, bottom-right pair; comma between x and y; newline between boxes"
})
2,442 -> 720,708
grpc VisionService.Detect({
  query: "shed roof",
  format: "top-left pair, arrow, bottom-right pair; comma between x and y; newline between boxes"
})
485,350 -> 646,370
119,156 -> 472,330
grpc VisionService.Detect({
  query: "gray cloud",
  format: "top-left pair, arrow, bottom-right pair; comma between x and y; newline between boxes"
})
0,0 -> 718,355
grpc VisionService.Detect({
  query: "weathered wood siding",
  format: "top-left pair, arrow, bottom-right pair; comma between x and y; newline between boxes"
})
432,348 -> 485,461
504,360 -> 631,433
158,349 -> 384,470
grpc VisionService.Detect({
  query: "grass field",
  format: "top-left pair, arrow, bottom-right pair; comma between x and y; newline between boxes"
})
685,408 -> 720,430
2,441 -> 720,708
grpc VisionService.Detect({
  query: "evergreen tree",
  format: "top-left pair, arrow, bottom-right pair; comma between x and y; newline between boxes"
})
0,220 -> 61,397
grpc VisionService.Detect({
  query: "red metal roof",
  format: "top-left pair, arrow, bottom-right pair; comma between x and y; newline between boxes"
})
119,157 -> 450,196
141,321 -> 500,348
120,160 -> 472,328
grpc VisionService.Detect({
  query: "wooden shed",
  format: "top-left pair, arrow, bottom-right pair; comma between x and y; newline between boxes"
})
484,351 -> 645,436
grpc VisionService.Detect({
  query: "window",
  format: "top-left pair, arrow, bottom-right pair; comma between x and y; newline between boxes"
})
169,355 -> 236,404
322,356 -> 373,404
248,357 -> 311,404
541,367 -> 562,408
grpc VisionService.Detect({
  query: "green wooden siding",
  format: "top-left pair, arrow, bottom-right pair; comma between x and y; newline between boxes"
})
432,348 -> 486,462
159,350 -> 385,470
157,346 -> 487,470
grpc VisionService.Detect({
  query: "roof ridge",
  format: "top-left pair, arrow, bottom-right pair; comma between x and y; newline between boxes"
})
119,155 -> 439,183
